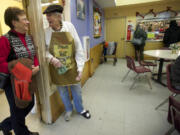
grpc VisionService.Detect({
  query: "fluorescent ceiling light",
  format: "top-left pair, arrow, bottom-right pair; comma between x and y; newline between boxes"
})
52,0 -> 59,4
114,0 -> 117,5
41,2 -> 51,7
115,0 -> 163,6
41,0 -> 59,7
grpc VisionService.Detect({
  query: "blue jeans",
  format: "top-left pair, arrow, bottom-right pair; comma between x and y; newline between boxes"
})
57,84 -> 84,113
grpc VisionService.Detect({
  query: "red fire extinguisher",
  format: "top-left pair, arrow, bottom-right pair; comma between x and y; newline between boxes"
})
127,24 -> 131,41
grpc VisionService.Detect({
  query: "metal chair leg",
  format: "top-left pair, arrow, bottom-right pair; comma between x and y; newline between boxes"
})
151,60 -> 158,74
121,70 -> 131,82
130,74 -> 139,90
113,58 -> 117,66
165,126 -> 175,135
145,74 -> 152,89
155,98 -> 169,110
156,94 -> 177,111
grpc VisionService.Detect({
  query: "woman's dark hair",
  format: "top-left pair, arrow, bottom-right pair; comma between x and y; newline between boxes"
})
134,24 -> 141,36
169,20 -> 177,28
4,7 -> 25,29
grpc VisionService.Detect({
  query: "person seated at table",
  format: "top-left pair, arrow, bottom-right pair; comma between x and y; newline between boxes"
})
163,20 -> 180,48
106,41 -> 117,55
171,56 -> 180,90
102,41 -> 117,62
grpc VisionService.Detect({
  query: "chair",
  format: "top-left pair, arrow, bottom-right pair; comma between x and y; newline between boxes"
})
137,52 -> 157,72
102,42 -> 117,66
121,56 -> 152,90
155,64 -> 180,110
139,60 -> 157,74
165,95 -> 180,135
166,64 -> 180,94
139,60 -> 157,67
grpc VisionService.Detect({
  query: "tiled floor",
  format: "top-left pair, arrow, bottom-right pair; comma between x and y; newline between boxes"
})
0,59 -> 179,135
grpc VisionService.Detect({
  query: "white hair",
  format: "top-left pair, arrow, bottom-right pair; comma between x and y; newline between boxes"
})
54,12 -> 62,17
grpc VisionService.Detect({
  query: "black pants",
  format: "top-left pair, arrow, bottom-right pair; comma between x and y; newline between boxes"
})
134,45 -> 144,61
1,79 -> 34,135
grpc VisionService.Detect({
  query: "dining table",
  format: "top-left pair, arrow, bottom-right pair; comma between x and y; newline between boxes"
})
144,49 -> 180,86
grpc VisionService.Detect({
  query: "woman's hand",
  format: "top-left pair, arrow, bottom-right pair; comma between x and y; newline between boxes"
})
32,65 -> 39,75
50,57 -> 62,68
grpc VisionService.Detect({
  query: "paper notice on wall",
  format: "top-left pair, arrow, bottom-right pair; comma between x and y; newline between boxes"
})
147,32 -> 155,39
83,36 -> 90,61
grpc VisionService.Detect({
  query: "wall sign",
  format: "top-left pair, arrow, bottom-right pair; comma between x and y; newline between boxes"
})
76,0 -> 85,20
93,8 -> 102,38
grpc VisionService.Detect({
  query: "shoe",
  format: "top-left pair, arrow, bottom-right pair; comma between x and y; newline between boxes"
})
64,111 -> 72,121
0,124 -> 12,135
80,110 -> 91,119
29,131 -> 39,135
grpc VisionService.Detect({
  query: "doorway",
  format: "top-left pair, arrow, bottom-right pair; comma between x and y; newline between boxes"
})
105,17 -> 126,58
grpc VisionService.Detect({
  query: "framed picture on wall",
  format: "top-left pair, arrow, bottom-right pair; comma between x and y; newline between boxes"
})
76,0 -> 85,20
93,8 -> 102,38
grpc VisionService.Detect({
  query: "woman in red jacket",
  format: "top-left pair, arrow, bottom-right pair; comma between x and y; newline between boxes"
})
0,7 -> 39,135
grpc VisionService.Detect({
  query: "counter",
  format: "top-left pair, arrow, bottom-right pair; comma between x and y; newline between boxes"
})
125,40 -> 163,60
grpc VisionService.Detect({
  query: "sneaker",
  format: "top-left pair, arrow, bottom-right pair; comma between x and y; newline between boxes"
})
80,110 -> 91,119
64,111 -> 72,121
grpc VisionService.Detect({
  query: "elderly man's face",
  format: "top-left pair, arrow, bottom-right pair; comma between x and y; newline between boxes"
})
46,13 -> 61,30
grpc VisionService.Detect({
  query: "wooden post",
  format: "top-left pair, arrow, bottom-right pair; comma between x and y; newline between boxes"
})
62,0 -> 71,21
23,0 -> 52,124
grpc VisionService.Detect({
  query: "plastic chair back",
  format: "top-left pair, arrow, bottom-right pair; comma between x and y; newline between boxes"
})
166,64 -> 180,94
126,56 -> 136,71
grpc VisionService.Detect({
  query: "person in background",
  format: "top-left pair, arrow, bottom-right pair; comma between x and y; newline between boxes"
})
43,4 -> 91,121
163,20 -> 180,48
171,56 -> 180,90
0,7 -> 39,135
132,24 -> 147,61
102,41 -> 108,62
